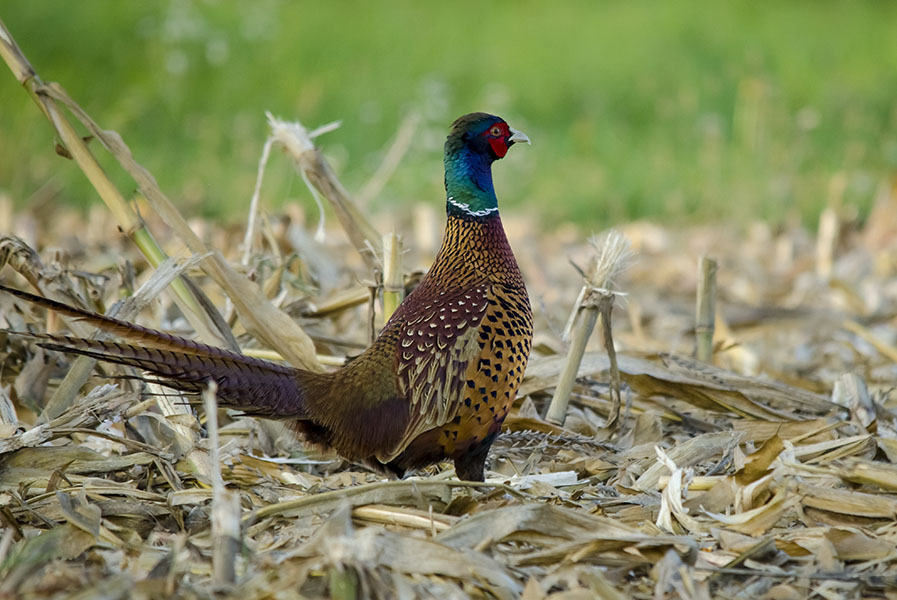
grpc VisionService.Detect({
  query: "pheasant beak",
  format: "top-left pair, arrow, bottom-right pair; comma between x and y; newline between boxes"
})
508,127 -> 531,145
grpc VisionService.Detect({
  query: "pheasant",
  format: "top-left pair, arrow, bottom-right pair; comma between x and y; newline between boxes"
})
1,112 -> 533,481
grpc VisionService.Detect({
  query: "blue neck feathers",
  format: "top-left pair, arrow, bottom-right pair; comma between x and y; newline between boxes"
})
444,146 -> 498,219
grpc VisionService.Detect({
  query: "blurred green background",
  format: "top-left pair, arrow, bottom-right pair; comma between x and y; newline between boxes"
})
1,1 -> 896,229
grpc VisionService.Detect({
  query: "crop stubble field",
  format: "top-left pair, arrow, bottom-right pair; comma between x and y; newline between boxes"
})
2,4 -> 897,599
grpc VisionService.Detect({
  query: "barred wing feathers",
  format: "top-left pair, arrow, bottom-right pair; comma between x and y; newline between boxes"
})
380,283 -> 491,462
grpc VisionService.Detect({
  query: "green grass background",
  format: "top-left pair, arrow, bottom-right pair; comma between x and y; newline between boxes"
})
1,1 -> 896,229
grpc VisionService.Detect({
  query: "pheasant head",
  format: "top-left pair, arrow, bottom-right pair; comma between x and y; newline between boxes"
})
444,113 -> 530,218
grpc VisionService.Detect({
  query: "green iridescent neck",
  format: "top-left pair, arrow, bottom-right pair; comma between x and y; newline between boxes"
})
444,145 -> 498,218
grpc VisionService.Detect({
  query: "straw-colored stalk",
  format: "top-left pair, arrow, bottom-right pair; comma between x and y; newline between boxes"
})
0,18 -> 228,349
204,383 -> 241,588
352,504 -> 454,533
695,255 -> 718,363
815,173 -> 846,278
815,206 -> 839,279
241,135 -> 275,267
545,231 -> 630,428
47,86 -> 321,370
598,293 -> 623,428
381,231 -> 404,323
265,114 -> 382,272
305,286 -> 372,318
1,18 -> 325,372
545,307 -> 600,427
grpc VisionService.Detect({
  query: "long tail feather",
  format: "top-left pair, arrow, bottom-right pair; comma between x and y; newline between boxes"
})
1,284 -> 313,418
31,333 -> 309,417
0,284 -> 235,359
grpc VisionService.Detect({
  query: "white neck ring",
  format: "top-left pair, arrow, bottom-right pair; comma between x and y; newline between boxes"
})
447,196 -> 498,217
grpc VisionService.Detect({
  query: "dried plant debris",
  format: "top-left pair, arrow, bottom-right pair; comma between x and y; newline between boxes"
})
4,208 -> 897,600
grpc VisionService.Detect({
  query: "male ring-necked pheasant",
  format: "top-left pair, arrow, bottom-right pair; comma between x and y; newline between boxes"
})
1,112 -> 533,481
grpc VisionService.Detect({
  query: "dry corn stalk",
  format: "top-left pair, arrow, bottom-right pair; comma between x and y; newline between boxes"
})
0,18 -> 325,372
545,231 -> 631,428
381,231 -> 404,323
265,113 -> 382,272
695,255 -> 718,363
0,19 -> 232,350
204,383 -> 240,588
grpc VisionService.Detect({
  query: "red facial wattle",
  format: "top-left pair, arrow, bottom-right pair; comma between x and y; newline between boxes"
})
485,122 -> 511,158
488,137 -> 509,158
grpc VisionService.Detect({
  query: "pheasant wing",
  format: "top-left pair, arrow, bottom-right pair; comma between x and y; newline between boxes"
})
386,282 -> 492,459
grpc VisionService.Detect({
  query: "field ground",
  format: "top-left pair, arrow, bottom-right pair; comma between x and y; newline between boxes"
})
2,176 -> 897,596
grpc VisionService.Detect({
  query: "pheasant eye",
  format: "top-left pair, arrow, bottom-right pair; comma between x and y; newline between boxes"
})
490,126 -> 503,137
